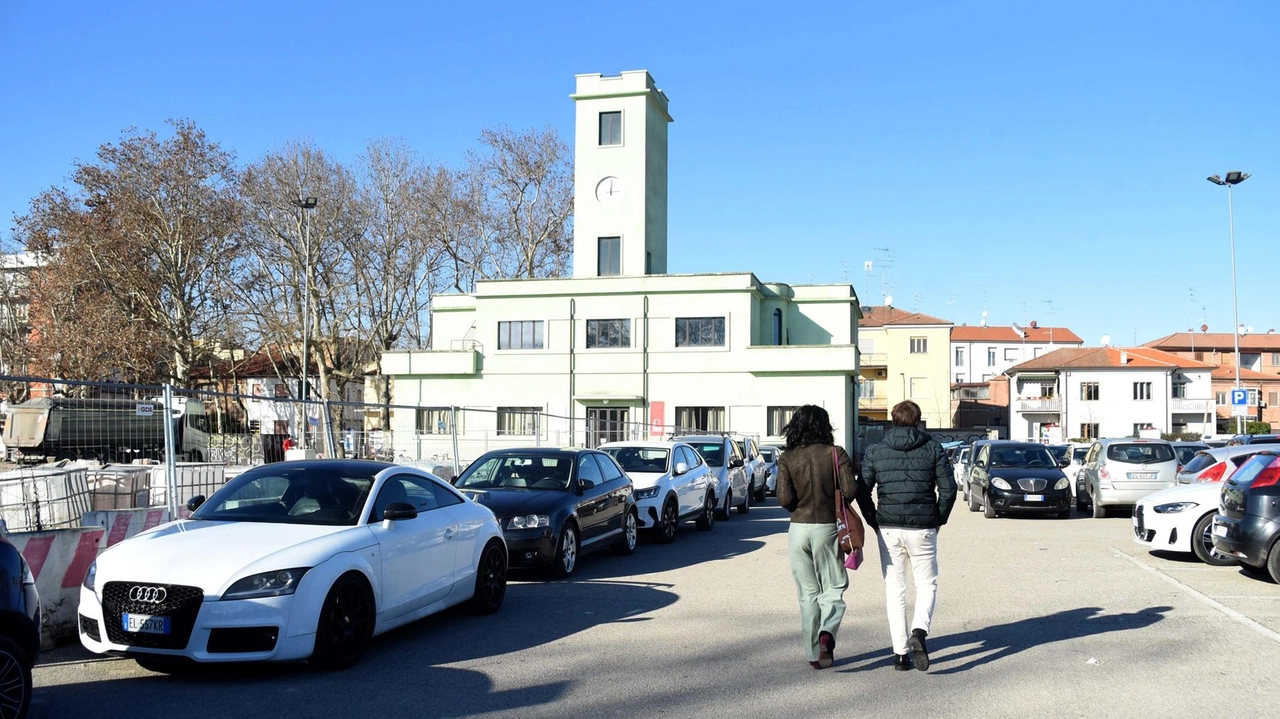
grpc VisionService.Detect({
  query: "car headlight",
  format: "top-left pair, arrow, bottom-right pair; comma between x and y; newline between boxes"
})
991,478 -> 1012,490
82,560 -> 95,591
221,568 -> 310,600
634,486 -> 660,500
1153,502 -> 1198,514
1054,478 -> 1069,490
508,514 -> 551,530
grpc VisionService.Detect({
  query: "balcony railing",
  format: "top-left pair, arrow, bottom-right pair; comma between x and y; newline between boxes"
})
1016,398 -> 1061,413
859,352 -> 888,366
1171,397 -> 1215,414
859,396 -> 887,410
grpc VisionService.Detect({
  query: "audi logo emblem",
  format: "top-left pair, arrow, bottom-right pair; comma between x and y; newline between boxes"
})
128,586 -> 168,604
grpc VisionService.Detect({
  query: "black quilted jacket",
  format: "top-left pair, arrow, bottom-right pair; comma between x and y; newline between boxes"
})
857,427 -> 957,530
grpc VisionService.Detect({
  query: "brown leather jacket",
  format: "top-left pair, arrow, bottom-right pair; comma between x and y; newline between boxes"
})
777,444 -> 860,524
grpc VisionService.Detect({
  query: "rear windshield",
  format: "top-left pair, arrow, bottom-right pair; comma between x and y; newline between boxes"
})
1229,453 -> 1279,487
1248,436 -> 1280,445
1180,452 -> 1218,475
1047,446 -> 1068,461
1106,443 -> 1176,464
1072,447 -> 1089,463
692,442 -> 725,467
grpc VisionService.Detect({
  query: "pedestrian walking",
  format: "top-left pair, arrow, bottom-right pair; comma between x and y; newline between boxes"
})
776,404 -> 863,670
857,400 -> 957,672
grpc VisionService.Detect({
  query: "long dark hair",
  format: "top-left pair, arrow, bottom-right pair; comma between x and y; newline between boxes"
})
782,405 -> 835,450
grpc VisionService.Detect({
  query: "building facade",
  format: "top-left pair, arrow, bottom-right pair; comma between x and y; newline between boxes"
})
1144,332 -> 1280,430
951,323 -> 1083,384
856,307 -> 952,428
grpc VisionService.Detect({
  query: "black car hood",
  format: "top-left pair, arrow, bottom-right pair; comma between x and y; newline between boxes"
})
462,488 -> 570,518
986,467 -> 1067,481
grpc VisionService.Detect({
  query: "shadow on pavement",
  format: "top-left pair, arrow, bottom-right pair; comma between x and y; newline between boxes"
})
35,578 -> 678,718
836,605 -> 1173,674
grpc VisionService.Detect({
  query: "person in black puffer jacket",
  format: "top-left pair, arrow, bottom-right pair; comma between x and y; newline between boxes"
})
857,400 -> 956,673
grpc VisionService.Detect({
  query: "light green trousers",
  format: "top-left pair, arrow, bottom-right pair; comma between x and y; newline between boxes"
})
788,522 -> 849,662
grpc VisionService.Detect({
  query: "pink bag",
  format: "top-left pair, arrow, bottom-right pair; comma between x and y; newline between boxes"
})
844,546 -> 864,570
832,447 -> 865,571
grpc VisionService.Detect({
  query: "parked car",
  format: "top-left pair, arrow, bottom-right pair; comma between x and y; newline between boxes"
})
959,439 -> 996,501
759,445 -> 781,496
1176,445 -> 1268,484
1171,441 -> 1211,468
952,446 -> 971,491
1134,482 -> 1236,566
966,441 -> 1072,519
80,460 -> 507,670
731,435 -> 768,502
0,533 -> 39,718
683,435 -> 751,518
1212,451 -> 1280,582
454,448 -> 637,578
1226,434 -> 1280,446
1062,442 -> 1092,498
1076,439 -> 1179,518
600,441 -> 716,542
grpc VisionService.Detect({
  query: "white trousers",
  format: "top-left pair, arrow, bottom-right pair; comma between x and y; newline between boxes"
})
876,527 -> 938,655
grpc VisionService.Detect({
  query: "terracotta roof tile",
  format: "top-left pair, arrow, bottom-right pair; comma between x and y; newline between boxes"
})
951,325 -> 1083,343
859,306 -> 952,327
1210,366 -> 1280,382
1006,346 -> 1214,373
1144,332 -> 1280,351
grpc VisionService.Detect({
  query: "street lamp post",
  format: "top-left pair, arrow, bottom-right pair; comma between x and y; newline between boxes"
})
293,197 -> 318,450
1206,172 -> 1250,435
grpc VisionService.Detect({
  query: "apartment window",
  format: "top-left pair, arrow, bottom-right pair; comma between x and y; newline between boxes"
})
586,318 -> 630,348
1133,382 -> 1152,401
273,382 -> 290,398
1004,348 -> 1019,361
675,317 -> 726,347
599,111 -> 622,145
767,406 -> 799,436
910,377 -> 928,399
1133,423 -> 1153,436
497,320 -> 544,350
416,407 -> 454,435
952,386 -> 990,400
598,237 -> 621,276
954,347 -> 965,366
1080,423 -> 1100,440
1248,389 -> 1260,406
1034,347 -> 1044,358
955,374 -> 964,383
496,407 -> 539,436
1269,391 -> 1279,407
909,337 -> 928,354
1081,382 -> 1100,401
987,348 -> 996,366
675,406 -> 725,432
859,338 -> 876,354
1216,391 -> 1228,405
861,380 -> 877,397
1172,382 -> 1187,399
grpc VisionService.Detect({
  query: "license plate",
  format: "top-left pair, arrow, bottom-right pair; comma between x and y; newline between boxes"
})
1132,515 -> 1139,527
1127,472 -> 1157,479
1024,494 -> 1043,502
123,614 -> 171,635
1213,524 -> 1228,538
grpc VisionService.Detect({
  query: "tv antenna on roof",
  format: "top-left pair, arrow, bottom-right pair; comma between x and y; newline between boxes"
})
1042,299 -> 1056,344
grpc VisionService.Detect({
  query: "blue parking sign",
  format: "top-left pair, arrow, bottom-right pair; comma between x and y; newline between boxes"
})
1231,389 -> 1248,406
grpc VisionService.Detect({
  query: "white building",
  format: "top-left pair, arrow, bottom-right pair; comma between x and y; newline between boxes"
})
381,71 -> 862,460
1005,346 -> 1216,443
951,323 -> 1083,384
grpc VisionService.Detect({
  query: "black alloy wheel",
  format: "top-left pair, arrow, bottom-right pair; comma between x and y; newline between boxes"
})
310,573 -> 376,670
0,636 -> 30,719
657,499 -> 678,544
696,492 -> 715,531
469,540 -> 508,614
1192,513 -> 1235,566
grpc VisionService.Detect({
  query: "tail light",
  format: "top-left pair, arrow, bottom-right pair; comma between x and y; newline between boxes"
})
1196,462 -> 1227,483
1099,466 -> 1110,481
1251,457 -> 1280,489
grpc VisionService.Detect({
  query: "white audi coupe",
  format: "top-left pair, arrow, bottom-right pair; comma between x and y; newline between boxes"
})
78,460 -> 507,670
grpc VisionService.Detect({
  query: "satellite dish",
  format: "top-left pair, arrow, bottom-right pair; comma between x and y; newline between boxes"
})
981,310 -> 989,317
1101,335 -> 1111,346
884,295 -> 894,306
1200,324 -> 1208,332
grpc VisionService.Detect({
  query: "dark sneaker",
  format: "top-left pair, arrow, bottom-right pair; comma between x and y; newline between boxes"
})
809,661 -> 822,670
818,632 -> 835,669
909,629 -> 930,671
894,653 -> 913,671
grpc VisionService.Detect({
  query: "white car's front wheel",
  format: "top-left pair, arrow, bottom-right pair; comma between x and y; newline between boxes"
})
310,573 -> 375,670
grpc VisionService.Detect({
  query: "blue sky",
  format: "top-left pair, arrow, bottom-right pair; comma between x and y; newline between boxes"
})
2,0 -> 1276,347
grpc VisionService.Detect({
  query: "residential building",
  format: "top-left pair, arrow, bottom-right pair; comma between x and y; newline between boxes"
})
1005,346 -> 1216,443
951,322 -> 1083,383
380,71 -> 863,459
951,376 -> 1010,432
1144,332 -> 1280,430
857,306 -> 952,428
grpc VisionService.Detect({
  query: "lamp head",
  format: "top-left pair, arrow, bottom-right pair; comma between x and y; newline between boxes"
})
1224,171 -> 1250,185
1206,175 -> 1225,185
294,197 -> 318,209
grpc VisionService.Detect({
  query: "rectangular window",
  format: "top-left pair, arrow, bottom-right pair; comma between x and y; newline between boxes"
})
1272,353 -> 1280,366
1133,423 -> 1147,436
416,407 -> 454,435
1247,389 -> 1260,405
674,406 -> 725,432
862,380 -> 877,397
1080,423 -> 1100,439
767,406 -> 799,436
497,320 -> 544,350
599,111 -> 622,145
859,338 -> 876,354
955,374 -> 964,383
1172,382 -> 1187,399
909,337 -> 927,354
987,348 -> 996,366
1033,347 -> 1044,358
496,407 -> 539,436
954,347 -> 965,366
597,237 -> 621,276
1004,348 -> 1019,361
586,318 -> 631,348
1216,391 -> 1228,405
1133,382 -> 1152,401
1081,382 -> 1100,401
1270,391 -> 1279,407
675,317 -> 726,347
910,377 -> 928,399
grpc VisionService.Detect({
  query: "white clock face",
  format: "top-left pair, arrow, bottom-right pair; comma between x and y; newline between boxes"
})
595,176 -> 623,205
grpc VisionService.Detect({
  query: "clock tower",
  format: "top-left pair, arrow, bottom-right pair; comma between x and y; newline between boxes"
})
571,71 -> 671,278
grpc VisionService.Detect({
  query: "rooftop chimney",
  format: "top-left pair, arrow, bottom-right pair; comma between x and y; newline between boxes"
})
1030,320 -> 1038,329
1120,351 -> 1129,365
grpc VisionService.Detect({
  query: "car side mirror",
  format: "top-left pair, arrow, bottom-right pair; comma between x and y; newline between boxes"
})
674,462 -> 689,476
729,457 -> 744,468
578,478 -> 596,492
382,502 -> 418,522
186,495 -> 205,512
1057,457 -> 1071,468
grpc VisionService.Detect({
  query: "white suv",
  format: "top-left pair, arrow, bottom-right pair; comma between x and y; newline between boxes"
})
682,435 -> 752,518
732,435 -> 768,503
600,441 -> 717,542
1077,438 -> 1179,518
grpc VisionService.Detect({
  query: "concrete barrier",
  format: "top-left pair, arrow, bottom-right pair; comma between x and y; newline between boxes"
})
9,526 -> 104,649
82,508 -> 172,548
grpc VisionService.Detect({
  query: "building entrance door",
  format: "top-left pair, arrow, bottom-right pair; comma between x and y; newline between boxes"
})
586,407 -> 630,448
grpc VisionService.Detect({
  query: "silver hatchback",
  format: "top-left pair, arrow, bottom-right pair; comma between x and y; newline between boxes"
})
1077,438 -> 1178,518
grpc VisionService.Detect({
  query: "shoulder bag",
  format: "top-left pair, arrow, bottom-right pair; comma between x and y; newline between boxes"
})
832,446 -> 865,570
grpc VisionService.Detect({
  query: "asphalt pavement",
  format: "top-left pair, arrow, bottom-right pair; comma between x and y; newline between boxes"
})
32,498 -> 1280,718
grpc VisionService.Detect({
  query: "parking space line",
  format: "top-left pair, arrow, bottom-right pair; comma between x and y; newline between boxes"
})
1114,548 -> 1280,645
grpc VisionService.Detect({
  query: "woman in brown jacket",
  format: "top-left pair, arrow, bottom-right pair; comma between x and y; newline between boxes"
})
776,404 -> 860,669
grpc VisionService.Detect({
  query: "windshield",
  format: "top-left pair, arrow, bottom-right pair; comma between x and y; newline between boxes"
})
455,454 -> 573,490
1106,443 -> 1176,464
1047,446 -> 1068,461
759,448 -> 775,462
602,447 -> 670,473
193,466 -> 374,525
691,442 -> 725,467
1072,447 -> 1089,463
1175,445 -> 1208,465
989,446 -> 1056,468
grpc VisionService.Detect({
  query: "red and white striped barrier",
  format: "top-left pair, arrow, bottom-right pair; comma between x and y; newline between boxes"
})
8,526 -> 105,649
83,508 -> 173,548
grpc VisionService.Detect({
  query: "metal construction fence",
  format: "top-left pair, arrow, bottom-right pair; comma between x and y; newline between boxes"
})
0,373 -> 760,530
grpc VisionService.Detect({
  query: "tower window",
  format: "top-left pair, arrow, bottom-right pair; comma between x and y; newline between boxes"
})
599,111 -> 622,146
598,237 -> 621,276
